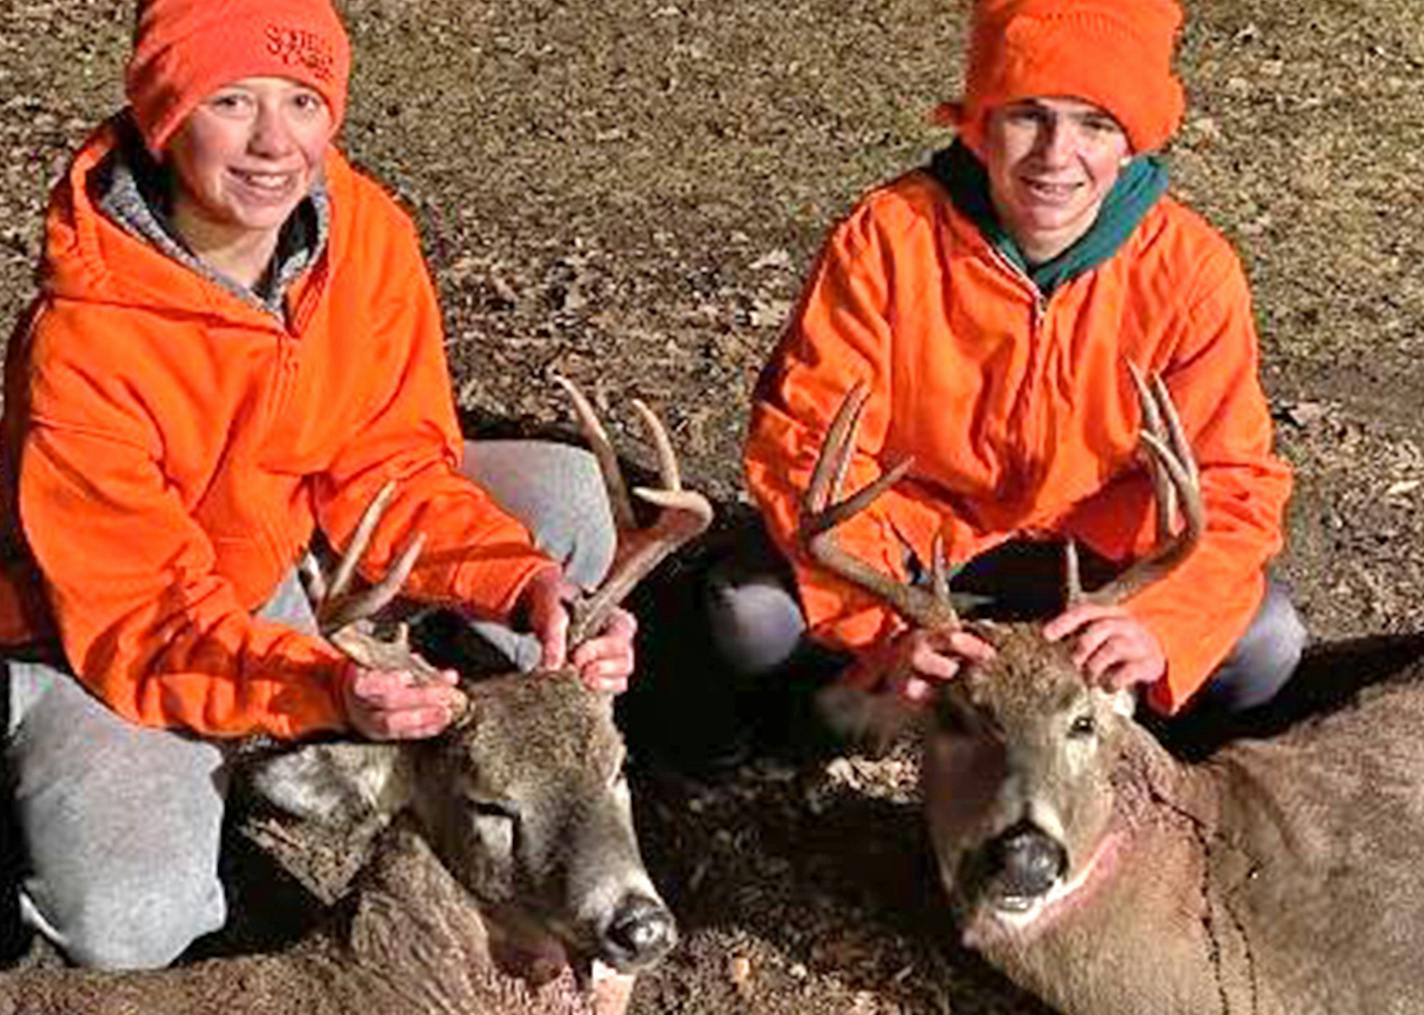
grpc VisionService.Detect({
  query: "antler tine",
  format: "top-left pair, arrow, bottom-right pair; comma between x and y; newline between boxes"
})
326,480 -> 398,605
804,381 -> 868,520
930,534 -> 951,604
315,478 -> 427,630
320,531 -> 427,631
555,374 -> 638,532
564,384 -> 714,647
1079,371 -> 1204,606
801,382 -> 916,536
1150,370 -> 1198,485
632,398 -> 681,492
1126,364 -> 1172,543
1064,537 -> 1084,604
799,383 -> 960,632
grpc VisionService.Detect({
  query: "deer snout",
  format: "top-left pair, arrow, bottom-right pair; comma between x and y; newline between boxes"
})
601,894 -> 677,969
984,821 -> 1068,907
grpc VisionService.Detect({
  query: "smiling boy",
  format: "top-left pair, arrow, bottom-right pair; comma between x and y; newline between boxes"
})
707,0 -> 1303,730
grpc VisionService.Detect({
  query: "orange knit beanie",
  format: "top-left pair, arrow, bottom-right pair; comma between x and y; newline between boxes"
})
939,0 -> 1186,157
126,0 -> 351,155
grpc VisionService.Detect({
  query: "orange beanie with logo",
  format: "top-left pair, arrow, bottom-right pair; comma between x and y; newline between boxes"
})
939,0 -> 1186,157
126,0 -> 352,154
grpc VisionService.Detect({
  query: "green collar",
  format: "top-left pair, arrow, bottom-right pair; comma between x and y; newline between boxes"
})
928,140 -> 1169,298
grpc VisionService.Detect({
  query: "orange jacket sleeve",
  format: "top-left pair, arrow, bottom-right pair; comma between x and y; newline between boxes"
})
310,216 -> 552,621
19,375 -> 351,740
1064,248 -> 1292,712
744,208 -> 956,654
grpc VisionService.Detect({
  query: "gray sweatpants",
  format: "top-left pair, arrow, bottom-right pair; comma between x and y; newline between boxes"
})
3,440 -> 614,969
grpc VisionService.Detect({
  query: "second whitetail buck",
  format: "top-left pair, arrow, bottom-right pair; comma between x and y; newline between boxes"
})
807,373 -> 1424,1015
0,379 -> 710,1015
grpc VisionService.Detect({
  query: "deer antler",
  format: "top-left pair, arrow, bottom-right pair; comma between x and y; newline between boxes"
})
305,480 -> 454,691
554,376 -> 715,647
798,381 -> 960,632
308,380 -> 713,687
1064,364 -> 1204,606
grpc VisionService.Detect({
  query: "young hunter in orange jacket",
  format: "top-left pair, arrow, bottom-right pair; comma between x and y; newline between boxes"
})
709,0 -> 1302,738
0,0 -> 634,970
1,131 -> 559,738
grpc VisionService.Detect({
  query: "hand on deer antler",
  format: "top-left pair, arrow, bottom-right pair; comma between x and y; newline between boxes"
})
1042,604 -> 1166,691
307,480 -> 467,741
339,664 -> 464,741
843,625 -> 996,705
516,564 -> 639,694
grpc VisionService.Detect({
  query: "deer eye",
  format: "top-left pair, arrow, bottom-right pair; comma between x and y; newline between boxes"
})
469,798 -> 519,822
1068,714 -> 1097,739
467,798 -> 519,859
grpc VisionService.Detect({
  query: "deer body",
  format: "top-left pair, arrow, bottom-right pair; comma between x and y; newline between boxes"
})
0,650 -> 654,1015
939,626 -> 1424,1015
0,817 -> 597,1015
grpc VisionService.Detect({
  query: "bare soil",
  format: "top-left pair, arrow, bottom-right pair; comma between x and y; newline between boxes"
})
1,0 -> 1422,1012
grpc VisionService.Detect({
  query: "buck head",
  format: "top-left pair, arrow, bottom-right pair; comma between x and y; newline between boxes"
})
409,670 -> 673,974
921,624 -> 1137,936
257,377 -> 710,982
802,368 -> 1200,941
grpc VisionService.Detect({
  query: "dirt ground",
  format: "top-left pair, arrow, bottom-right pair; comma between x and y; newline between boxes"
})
1,0 -> 1422,1012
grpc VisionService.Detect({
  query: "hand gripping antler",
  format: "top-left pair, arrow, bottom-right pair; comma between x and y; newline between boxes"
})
1064,364 -> 1204,606
797,381 -> 961,632
554,376 -> 715,647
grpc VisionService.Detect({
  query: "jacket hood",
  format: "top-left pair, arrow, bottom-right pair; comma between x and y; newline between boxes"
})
39,115 -> 345,328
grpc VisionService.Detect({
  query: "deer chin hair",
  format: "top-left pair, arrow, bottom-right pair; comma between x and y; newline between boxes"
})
485,901 -> 608,990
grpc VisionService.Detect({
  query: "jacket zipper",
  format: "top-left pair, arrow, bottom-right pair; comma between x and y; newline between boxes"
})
983,245 -> 1049,504
258,259 -> 323,576
247,332 -> 304,586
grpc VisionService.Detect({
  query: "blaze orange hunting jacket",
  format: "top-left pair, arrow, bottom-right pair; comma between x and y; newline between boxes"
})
745,171 -> 1292,714
0,122 -> 552,739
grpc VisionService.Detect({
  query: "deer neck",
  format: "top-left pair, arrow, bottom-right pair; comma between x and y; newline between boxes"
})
1115,718 -> 1224,840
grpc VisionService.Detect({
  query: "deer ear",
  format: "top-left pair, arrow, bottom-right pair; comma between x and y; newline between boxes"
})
249,742 -> 415,826
815,682 -> 923,749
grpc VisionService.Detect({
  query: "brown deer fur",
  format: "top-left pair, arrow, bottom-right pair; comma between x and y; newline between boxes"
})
0,817 -> 595,1015
911,623 -> 1424,1015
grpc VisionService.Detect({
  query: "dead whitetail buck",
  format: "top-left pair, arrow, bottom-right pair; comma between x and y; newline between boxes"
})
807,375 -> 1424,1015
0,379 -> 711,1015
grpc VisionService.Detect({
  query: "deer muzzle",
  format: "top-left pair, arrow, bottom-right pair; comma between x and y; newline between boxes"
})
981,820 -> 1068,910
599,893 -> 677,970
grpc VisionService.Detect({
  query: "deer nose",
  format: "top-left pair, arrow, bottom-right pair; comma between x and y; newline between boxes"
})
986,822 -> 1067,900
602,895 -> 677,968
